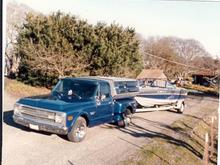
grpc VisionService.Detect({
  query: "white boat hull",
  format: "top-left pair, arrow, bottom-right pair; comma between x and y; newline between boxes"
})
135,86 -> 187,108
135,96 -> 177,107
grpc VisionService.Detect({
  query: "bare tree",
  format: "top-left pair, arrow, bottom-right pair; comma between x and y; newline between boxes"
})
141,36 -> 211,79
142,36 -> 185,79
5,22 -> 19,77
5,2 -> 35,77
167,37 -> 210,76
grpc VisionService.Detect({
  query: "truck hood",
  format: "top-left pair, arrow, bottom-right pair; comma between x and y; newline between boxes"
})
17,94 -> 95,113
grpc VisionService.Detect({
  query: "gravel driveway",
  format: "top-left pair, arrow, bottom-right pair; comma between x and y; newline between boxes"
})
2,91 -> 219,165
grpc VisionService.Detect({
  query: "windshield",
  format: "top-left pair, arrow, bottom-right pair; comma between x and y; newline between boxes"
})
52,79 -> 98,100
147,80 -> 166,88
155,80 -> 165,88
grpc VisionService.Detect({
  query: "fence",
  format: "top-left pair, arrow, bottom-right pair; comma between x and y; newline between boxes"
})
203,116 -> 217,165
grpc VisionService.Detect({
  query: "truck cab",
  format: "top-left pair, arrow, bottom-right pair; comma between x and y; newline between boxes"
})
13,77 -> 139,142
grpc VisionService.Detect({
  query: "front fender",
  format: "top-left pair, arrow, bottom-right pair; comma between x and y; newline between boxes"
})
66,111 -> 90,132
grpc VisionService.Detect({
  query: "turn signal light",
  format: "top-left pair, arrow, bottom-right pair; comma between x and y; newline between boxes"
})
67,115 -> 73,121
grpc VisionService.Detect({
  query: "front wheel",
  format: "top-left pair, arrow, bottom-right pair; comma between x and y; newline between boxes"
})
117,109 -> 132,127
67,117 -> 87,142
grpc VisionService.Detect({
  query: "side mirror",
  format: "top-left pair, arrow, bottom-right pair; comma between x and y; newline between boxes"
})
101,95 -> 106,101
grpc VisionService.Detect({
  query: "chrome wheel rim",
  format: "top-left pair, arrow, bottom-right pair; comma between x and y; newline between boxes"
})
125,110 -> 132,119
124,110 -> 132,126
181,104 -> 184,111
75,125 -> 86,139
180,104 -> 184,112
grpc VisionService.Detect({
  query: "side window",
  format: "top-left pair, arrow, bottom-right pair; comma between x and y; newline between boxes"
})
114,81 -> 139,93
114,82 -> 126,94
118,82 -> 127,93
126,81 -> 139,92
100,82 -> 111,100
166,82 -> 175,88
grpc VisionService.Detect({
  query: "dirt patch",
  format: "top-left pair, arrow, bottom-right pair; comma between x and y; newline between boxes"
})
3,84 -> 219,165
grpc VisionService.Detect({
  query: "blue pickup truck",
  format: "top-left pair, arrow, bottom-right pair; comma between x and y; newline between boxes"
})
13,77 -> 139,142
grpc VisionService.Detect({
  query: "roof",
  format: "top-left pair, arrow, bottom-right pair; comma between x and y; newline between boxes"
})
63,76 -> 137,83
191,71 -> 215,77
89,76 -> 137,82
62,77 -> 103,84
136,69 -> 167,80
64,76 -> 138,97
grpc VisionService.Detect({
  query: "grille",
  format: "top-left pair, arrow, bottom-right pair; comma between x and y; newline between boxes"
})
20,106 -> 56,123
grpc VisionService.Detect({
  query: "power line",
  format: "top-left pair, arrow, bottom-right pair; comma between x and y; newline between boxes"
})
144,52 -> 212,72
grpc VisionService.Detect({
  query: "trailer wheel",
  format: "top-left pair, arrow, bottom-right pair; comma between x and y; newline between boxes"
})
67,117 -> 87,142
118,109 -> 132,127
177,102 -> 184,114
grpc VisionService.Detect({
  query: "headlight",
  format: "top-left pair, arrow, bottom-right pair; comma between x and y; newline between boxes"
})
14,103 -> 22,115
55,113 -> 66,124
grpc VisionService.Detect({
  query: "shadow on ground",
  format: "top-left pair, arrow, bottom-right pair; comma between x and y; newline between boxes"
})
3,110 -> 68,141
187,91 -> 219,98
114,116 -> 204,161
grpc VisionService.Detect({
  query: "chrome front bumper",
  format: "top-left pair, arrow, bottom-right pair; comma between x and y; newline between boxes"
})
13,115 -> 68,135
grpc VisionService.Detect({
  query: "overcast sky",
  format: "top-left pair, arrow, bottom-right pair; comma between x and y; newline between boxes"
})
7,0 -> 220,57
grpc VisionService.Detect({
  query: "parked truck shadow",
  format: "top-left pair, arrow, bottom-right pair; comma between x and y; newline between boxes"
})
187,91 -> 219,99
4,110 -> 57,137
117,122 -> 203,160
4,110 -> 30,131
135,116 -> 203,148
118,136 -> 172,165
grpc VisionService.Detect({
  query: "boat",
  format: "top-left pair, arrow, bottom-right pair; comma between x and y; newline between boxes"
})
135,79 -> 187,113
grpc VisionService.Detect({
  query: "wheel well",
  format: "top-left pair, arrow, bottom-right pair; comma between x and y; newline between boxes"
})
80,114 -> 89,126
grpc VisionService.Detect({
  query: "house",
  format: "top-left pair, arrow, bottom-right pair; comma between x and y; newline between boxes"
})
191,71 -> 217,87
136,69 -> 167,86
137,69 -> 167,80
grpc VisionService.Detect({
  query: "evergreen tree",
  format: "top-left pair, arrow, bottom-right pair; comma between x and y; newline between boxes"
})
16,12 -> 143,86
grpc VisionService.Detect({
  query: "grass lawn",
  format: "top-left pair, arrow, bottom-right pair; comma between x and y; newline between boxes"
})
4,77 -> 50,97
123,107 -> 218,165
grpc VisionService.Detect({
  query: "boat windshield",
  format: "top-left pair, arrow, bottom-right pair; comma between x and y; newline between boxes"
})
52,79 -> 98,100
149,80 -> 166,88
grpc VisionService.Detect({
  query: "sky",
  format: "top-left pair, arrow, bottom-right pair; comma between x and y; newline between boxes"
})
6,0 -> 220,57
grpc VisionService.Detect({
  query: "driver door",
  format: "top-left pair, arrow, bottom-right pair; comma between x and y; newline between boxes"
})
94,82 -> 114,125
